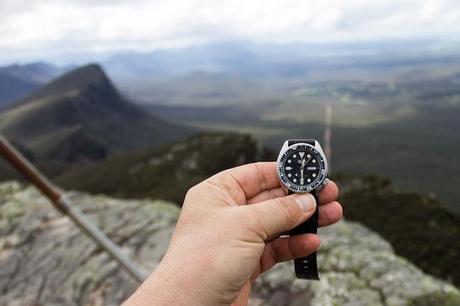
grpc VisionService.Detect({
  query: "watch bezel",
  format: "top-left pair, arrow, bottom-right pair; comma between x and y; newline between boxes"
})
276,142 -> 328,193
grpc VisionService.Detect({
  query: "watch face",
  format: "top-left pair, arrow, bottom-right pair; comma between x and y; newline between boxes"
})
277,143 -> 327,193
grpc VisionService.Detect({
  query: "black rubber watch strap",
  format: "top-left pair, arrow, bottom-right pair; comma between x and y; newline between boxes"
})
288,139 -> 315,146
288,190 -> 320,280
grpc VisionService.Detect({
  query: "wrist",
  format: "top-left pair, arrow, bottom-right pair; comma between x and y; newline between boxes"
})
123,261 -> 181,305
127,259 -> 203,305
124,254 -> 228,306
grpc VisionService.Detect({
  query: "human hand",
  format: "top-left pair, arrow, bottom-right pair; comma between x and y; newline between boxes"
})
124,162 -> 342,306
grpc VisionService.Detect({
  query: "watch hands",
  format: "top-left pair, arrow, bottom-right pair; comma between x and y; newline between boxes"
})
300,158 -> 306,184
299,156 -> 313,185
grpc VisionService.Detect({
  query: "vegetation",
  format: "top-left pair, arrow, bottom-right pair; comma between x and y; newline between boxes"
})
145,76 -> 460,215
409,291 -> 460,306
338,174 -> 460,287
56,132 -> 273,203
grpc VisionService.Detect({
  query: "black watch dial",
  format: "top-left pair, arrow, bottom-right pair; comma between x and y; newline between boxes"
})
277,144 -> 327,193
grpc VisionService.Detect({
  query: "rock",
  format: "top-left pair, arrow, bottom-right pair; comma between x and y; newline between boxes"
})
0,182 -> 459,306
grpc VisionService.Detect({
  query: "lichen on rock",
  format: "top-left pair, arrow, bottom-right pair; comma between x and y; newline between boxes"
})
0,182 -> 458,306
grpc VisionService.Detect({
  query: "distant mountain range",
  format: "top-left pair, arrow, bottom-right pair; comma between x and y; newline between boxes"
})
0,64 -> 192,163
3,40 -> 460,107
0,74 -> 38,108
0,62 -> 69,107
93,40 -> 460,105
103,39 -> 460,80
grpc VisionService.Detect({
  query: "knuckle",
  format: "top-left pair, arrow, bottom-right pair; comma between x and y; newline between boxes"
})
185,185 -> 198,199
184,184 -> 203,203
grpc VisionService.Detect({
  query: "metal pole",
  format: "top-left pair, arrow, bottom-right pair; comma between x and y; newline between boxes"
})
0,134 -> 147,283
324,104 -> 332,172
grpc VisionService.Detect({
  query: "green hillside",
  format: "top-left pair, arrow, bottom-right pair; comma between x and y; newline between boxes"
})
56,132 -> 273,203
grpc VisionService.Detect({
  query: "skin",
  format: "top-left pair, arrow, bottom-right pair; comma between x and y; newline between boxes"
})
124,162 -> 342,306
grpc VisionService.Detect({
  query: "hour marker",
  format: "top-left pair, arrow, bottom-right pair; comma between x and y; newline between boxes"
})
299,152 -> 305,158
285,166 -> 292,170
312,159 -> 316,163
307,154 -> 311,158
293,154 -> 297,158
293,178 -> 297,183
312,173 -> 316,177
288,173 -> 292,177
288,159 -> 291,163
307,178 -> 311,183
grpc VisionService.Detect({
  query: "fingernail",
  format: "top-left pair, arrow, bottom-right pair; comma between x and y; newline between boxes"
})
295,193 -> 317,213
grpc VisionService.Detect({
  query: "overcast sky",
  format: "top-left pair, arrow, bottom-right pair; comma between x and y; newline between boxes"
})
1,0 -> 460,64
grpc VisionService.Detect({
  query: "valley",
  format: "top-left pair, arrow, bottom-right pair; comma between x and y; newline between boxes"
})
142,75 -> 460,214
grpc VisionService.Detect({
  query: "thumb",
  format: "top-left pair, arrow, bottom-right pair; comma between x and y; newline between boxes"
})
244,193 -> 317,238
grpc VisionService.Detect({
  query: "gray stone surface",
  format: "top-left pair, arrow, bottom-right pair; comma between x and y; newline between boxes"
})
0,182 -> 459,306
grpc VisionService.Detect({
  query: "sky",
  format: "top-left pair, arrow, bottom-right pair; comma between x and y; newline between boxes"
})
1,0 -> 460,64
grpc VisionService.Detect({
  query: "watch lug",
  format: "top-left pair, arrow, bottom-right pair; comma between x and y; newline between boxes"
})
281,140 -> 289,151
315,141 -> 326,157
277,140 -> 290,160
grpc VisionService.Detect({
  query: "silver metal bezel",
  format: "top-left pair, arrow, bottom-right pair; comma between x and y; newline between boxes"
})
276,141 -> 329,193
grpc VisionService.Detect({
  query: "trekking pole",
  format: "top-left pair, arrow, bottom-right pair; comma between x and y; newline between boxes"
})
0,134 -> 147,283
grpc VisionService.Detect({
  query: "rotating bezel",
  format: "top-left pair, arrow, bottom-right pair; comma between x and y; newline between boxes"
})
276,142 -> 328,193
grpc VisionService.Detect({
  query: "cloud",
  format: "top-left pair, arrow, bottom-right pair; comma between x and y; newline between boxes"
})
0,0 -> 459,63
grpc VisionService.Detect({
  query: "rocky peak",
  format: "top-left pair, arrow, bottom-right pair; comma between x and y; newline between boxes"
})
23,64 -> 117,102
0,182 -> 458,306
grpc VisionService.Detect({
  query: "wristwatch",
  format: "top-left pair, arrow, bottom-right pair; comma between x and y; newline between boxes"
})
276,139 -> 329,280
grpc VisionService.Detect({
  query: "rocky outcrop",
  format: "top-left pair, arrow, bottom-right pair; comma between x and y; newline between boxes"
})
0,182 -> 459,306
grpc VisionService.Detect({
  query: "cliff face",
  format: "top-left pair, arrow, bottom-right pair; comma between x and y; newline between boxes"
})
0,182 -> 458,306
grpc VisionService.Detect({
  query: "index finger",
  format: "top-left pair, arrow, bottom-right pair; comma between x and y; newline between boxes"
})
210,162 -> 280,203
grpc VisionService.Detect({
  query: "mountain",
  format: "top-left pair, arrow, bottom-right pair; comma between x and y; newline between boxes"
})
0,73 -> 38,108
103,39 -> 460,79
0,64 -> 191,163
0,62 -> 69,107
0,62 -> 67,84
57,132 -> 273,203
0,181 -> 458,305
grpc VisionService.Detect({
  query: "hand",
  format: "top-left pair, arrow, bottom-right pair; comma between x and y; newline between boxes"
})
124,162 -> 342,306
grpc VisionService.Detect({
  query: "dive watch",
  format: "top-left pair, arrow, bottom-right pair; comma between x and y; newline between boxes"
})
276,139 -> 329,280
